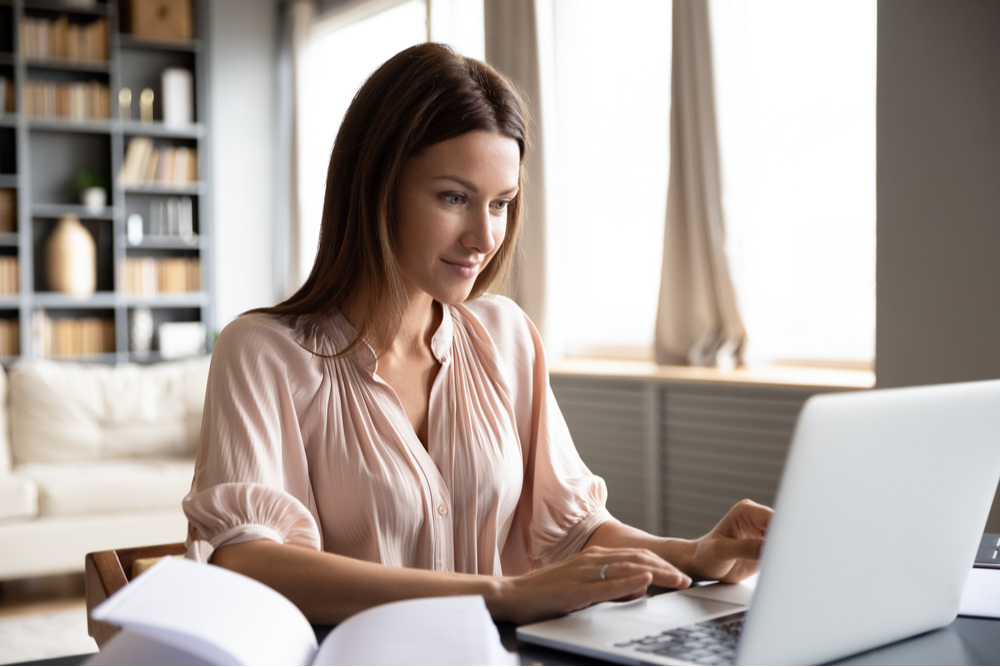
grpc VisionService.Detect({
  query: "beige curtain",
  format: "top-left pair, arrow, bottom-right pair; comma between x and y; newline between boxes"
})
275,0 -> 315,301
484,0 -> 554,343
654,0 -> 746,367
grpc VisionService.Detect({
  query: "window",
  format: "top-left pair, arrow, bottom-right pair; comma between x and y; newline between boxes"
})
296,0 -> 485,290
548,0 -> 672,359
709,0 -> 877,366
297,0 -> 428,288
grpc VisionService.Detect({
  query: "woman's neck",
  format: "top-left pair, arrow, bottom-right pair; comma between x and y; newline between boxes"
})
341,292 -> 441,359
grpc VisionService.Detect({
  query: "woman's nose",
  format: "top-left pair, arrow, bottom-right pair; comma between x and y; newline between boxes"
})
462,206 -> 498,254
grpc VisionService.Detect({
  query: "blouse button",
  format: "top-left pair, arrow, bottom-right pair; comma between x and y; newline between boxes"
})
437,504 -> 449,516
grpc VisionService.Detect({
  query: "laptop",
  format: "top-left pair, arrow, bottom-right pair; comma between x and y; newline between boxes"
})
518,379 -> 1000,665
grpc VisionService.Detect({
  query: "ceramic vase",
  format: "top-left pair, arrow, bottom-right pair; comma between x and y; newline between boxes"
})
47,215 -> 96,296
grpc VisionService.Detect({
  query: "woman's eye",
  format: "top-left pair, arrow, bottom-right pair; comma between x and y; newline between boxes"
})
492,200 -> 509,212
443,194 -> 465,205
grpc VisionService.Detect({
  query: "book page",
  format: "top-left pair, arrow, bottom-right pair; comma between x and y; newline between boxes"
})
312,595 -> 517,666
87,629 -> 206,666
91,557 -> 318,665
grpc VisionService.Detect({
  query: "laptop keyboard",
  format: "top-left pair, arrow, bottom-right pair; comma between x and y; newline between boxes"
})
613,611 -> 746,665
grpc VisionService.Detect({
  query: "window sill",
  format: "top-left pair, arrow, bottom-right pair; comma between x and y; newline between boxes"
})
548,358 -> 875,390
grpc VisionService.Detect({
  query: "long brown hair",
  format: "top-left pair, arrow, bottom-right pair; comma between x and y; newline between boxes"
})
259,42 -> 528,356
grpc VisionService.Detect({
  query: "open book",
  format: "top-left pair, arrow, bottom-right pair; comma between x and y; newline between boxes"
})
88,557 -> 517,666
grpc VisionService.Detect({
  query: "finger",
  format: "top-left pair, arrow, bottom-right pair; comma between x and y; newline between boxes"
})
740,502 -> 773,535
590,572 -> 653,603
604,561 -> 691,589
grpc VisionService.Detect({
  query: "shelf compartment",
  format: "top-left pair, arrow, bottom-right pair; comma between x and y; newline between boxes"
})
0,232 -> 17,246
33,216 -> 113,292
120,49 -> 196,124
32,202 -> 113,219
29,131 -> 111,205
0,174 -> 16,188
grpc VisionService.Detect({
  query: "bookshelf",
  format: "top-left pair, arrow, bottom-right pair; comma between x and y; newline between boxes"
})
0,0 -> 212,363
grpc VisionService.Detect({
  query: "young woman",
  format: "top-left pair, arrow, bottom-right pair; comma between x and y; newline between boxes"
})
183,43 -> 770,626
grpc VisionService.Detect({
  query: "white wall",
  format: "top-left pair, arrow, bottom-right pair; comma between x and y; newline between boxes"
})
209,0 -> 279,330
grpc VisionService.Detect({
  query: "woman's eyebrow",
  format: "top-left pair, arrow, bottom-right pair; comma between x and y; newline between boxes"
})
432,175 -> 518,196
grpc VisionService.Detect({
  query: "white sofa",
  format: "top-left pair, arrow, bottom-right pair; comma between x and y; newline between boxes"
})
0,357 -> 210,580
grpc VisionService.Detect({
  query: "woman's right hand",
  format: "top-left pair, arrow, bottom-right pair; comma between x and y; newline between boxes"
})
488,546 -> 692,625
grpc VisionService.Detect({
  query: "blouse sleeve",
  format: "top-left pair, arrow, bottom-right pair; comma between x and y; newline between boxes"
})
183,315 -> 322,563
463,297 -> 613,573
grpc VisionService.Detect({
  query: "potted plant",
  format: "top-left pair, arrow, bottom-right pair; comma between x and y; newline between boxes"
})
74,170 -> 107,215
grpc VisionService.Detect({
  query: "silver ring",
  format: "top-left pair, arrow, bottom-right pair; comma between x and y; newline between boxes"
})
600,564 -> 609,581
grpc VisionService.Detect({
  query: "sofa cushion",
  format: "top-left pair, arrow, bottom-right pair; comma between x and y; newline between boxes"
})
9,357 -> 210,464
17,458 -> 195,517
0,474 -> 37,520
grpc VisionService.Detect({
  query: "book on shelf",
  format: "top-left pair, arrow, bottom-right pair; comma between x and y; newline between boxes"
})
0,256 -> 19,295
120,137 -> 199,188
35,313 -> 115,358
0,189 -> 15,233
20,16 -> 109,62
123,257 -> 200,295
0,78 -> 13,114
0,319 -> 19,358
24,80 -> 111,121
88,557 -> 516,666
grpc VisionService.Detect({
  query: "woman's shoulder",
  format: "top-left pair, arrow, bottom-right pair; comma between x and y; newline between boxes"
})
459,294 -> 533,339
456,294 -> 540,368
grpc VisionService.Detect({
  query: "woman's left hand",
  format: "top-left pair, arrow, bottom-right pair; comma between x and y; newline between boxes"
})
688,499 -> 772,583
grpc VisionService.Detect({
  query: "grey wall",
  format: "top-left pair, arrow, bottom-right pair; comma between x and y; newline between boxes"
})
876,0 -> 1000,530
209,0 -> 280,330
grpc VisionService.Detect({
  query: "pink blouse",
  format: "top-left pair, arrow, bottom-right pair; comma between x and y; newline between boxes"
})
183,295 -> 611,576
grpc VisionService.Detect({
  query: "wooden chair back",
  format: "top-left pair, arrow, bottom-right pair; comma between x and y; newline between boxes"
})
85,542 -> 186,648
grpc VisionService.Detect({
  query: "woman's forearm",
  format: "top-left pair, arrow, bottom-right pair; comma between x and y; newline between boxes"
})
212,540 -> 502,625
584,519 -> 698,574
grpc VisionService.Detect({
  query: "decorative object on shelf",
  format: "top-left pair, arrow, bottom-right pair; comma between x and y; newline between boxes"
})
140,87 -> 155,123
162,68 -> 194,127
158,321 -> 206,359
130,306 -> 154,357
130,0 -> 193,42
0,188 -> 15,233
74,170 -> 107,214
127,213 -> 144,245
65,0 -> 99,8
46,215 -> 96,297
119,87 -> 132,121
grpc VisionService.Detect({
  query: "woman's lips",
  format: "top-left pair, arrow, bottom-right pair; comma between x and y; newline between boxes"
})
442,259 -> 479,279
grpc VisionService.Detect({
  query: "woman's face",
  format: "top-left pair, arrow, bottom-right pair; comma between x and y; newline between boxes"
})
394,130 -> 520,307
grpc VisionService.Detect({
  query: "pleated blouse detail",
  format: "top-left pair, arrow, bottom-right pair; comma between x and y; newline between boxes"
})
182,296 -> 611,576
